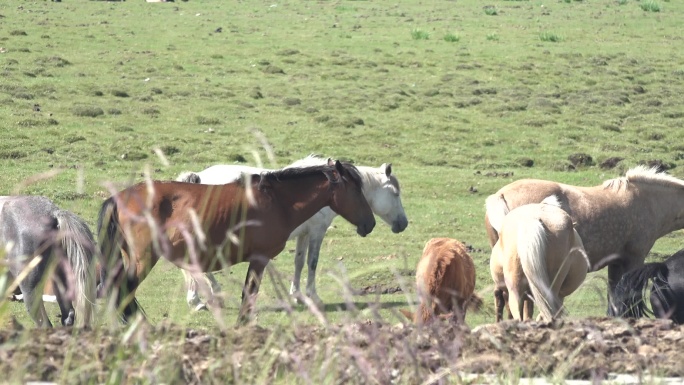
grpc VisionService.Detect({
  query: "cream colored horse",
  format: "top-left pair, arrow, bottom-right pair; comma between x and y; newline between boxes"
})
490,196 -> 589,321
485,166 -> 684,313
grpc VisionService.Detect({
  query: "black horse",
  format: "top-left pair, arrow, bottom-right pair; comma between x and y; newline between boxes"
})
610,249 -> 684,324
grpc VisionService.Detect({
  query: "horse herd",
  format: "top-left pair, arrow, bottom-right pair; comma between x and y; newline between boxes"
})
2,157 -> 684,329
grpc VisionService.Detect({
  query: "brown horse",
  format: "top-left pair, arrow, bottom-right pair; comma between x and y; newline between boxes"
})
485,166 -> 684,313
490,196 -> 589,322
97,161 -> 376,323
401,238 -> 481,324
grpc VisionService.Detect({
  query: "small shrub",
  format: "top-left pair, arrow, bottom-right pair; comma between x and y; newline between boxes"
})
10,30 -> 27,36
34,56 -> 71,67
411,29 -> 430,40
196,116 -> 221,125
540,32 -> 562,42
640,0 -> 660,11
486,33 -> 499,41
484,7 -> 498,15
160,145 -> 180,156
444,33 -> 460,42
112,90 -> 129,97
108,108 -> 122,115
142,107 -> 160,115
72,106 -> 104,117
0,150 -> 26,159
65,135 -> 86,144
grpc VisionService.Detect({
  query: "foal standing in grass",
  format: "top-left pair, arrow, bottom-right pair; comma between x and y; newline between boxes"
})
402,238 -> 481,323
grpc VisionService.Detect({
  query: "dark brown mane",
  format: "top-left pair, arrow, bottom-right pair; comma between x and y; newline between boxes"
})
250,162 -> 364,188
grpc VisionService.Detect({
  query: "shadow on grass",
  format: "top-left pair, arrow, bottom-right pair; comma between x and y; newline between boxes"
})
258,300 -> 408,314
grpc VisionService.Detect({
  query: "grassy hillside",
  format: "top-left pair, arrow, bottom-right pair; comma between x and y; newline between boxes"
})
1,0 -> 684,330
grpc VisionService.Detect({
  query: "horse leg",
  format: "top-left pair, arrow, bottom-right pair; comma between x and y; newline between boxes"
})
204,272 -> 224,309
17,269 -> 52,328
523,295 -> 535,321
238,255 -> 269,324
507,288 -> 525,321
182,268 -> 207,311
52,264 -> 75,326
305,235 -> 325,309
494,288 -> 506,322
290,234 -> 309,304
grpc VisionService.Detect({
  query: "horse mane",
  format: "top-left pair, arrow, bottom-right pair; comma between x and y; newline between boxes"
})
602,165 -> 684,191
356,166 -> 401,194
255,162 -> 363,187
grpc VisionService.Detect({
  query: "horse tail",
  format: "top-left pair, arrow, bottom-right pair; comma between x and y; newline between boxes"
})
517,218 -> 563,321
54,209 -> 97,328
610,263 -> 668,319
97,197 -> 145,322
177,171 -> 201,184
485,193 -> 510,234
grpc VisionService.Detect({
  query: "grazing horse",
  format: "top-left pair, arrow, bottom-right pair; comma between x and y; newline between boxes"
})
98,161 -> 376,324
611,249 -> 684,324
485,166 -> 684,313
400,238 -> 481,324
176,155 -> 408,310
490,196 -> 589,322
0,196 -> 97,327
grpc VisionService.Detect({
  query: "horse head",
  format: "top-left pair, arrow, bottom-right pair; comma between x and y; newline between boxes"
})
325,160 -> 376,237
366,163 -> 408,233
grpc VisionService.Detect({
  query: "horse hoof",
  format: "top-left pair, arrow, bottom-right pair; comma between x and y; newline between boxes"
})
193,303 -> 208,312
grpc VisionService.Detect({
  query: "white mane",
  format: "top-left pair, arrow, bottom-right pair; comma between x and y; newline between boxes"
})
602,165 -> 684,191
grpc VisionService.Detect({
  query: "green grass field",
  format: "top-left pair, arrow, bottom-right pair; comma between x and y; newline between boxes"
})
2,0 -> 684,380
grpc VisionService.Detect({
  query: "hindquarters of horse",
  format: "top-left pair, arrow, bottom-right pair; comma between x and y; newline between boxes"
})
485,180 -> 569,245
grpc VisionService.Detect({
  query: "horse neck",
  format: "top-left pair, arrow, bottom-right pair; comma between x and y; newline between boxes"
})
268,175 -> 334,229
639,184 -> 684,236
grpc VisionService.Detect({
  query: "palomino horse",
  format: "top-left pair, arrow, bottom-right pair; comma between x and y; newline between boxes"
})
0,196 -> 97,327
611,249 -> 684,324
485,166 -> 684,313
400,238 -> 481,324
176,155 -> 408,310
490,196 -> 589,321
98,161 -> 376,323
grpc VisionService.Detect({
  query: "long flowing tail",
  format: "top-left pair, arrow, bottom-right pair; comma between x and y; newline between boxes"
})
610,263 -> 668,319
54,209 -> 97,328
517,218 -> 563,321
97,196 -> 144,322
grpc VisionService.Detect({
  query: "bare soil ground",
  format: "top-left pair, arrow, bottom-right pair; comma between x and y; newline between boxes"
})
1,317 -> 683,383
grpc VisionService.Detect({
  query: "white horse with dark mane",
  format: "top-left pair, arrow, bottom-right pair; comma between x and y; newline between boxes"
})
176,155 -> 409,310
1,196 -> 97,327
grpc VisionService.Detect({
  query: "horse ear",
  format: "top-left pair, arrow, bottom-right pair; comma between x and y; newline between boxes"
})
324,168 -> 341,183
327,157 -> 335,166
382,163 -> 392,176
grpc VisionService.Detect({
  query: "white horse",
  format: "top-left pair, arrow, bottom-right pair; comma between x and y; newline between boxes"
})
176,155 -> 409,310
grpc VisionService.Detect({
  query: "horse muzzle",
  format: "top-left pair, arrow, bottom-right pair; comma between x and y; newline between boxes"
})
391,215 -> 409,233
357,219 -> 376,237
